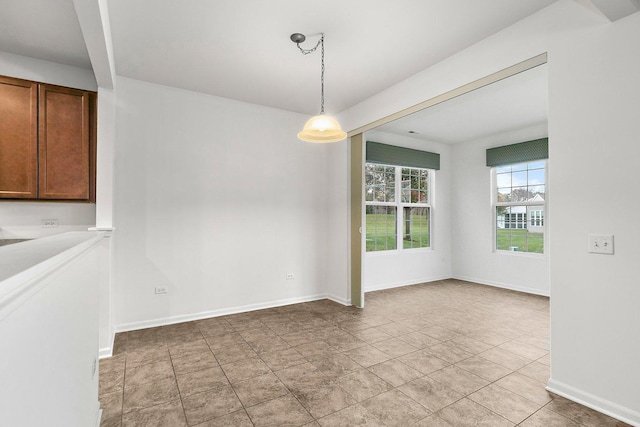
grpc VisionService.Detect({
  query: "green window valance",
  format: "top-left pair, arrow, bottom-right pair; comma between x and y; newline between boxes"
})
366,141 -> 440,170
486,138 -> 548,167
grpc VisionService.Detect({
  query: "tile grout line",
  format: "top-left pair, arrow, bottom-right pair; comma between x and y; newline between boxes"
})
200,324 -> 258,427
166,334 -> 190,427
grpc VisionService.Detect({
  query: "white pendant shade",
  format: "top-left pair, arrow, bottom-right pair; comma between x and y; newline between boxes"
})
297,114 -> 347,143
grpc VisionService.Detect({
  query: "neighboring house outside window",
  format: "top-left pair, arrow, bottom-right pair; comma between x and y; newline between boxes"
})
365,163 -> 432,252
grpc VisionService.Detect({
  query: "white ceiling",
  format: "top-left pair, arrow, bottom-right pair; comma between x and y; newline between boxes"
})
0,0 -> 91,69
377,64 -> 548,144
106,0 -> 557,115
0,0 -> 557,117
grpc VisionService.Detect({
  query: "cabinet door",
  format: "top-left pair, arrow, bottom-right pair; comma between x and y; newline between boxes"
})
0,76 -> 38,198
38,84 -> 91,200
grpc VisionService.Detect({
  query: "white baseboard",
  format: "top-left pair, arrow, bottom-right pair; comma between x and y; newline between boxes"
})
95,408 -> 102,427
327,294 -> 351,306
98,325 -> 116,359
547,378 -> 640,427
115,293 -> 336,333
453,275 -> 550,297
364,275 -> 451,293
99,346 -> 112,359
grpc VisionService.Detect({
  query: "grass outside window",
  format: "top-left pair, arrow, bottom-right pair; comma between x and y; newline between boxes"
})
366,209 -> 397,252
496,229 -> 543,253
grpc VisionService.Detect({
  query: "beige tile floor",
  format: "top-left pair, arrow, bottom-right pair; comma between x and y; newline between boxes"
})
99,279 -> 629,426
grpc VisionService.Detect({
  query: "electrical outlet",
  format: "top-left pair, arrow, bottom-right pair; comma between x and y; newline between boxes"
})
588,234 -> 614,255
41,218 -> 59,228
155,286 -> 168,294
286,273 -> 295,280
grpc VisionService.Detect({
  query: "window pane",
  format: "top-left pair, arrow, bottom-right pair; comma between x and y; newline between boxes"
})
512,163 -> 527,172
495,165 -> 511,174
528,168 -> 545,185
497,188 -> 511,203
529,185 -> 545,200
366,206 -> 397,252
496,205 -> 544,253
511,186 -> 529,202
512,171 -> 527,187
527,232 -> 544,253
365,164 -> 396,203
496,173 -> 511,188
401,178 -> 411,203
401,167 -> 429,204
384,171 -> 395,202
402,207 -> 430,249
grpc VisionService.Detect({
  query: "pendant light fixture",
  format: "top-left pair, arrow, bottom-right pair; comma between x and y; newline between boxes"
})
291,32 -> 347,143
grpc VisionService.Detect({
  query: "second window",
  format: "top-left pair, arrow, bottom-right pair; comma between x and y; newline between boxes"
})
365,163 -> 432,252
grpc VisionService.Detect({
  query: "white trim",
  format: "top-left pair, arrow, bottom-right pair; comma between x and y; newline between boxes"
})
546,379 -> 640,427
95,409 -> 103,427
99,346 -> 113,359
365,201 -> 397,206
348,54 -> 548,137
100,325 -> 116,359
495,201 -> 546,207
493,250 -> 546,259
365,275 -> 451,293
116,293 -> 334,333
453,275 -> 549,297
365,247 -> 433,257
327,294 -> 352,306
98,322 -> 117,358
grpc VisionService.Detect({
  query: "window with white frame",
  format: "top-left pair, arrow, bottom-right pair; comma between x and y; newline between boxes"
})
365,164 -> 431,252
494,160 -> 546,253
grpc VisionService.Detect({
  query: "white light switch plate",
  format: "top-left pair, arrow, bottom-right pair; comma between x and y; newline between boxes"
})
588,234 -> 614,255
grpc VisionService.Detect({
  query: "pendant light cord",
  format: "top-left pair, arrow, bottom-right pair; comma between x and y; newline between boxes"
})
295,33 -> 325,114
320,35 -> 324,114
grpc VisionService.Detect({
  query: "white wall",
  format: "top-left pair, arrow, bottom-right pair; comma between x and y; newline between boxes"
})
94,88 -> 116,356
112,76 -> 334,330
362,130 -> 452,291
0,236 -> 102,427
451,123 -> 550,296
325,141 -> 350,304
547,11 -> 640,425
95,87 -> 116,228
0,50 -> 97,91
97,235 -> 114,357
0,202 -> 95,238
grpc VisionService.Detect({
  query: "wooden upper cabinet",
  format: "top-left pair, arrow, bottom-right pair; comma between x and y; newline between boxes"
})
38,84 -> 92,200
0,76 -> 38,199
0,76 -> 96,202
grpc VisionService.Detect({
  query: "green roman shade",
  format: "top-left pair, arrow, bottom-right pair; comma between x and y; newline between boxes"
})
486,138 -> 548,167
366,141 -> 440,170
